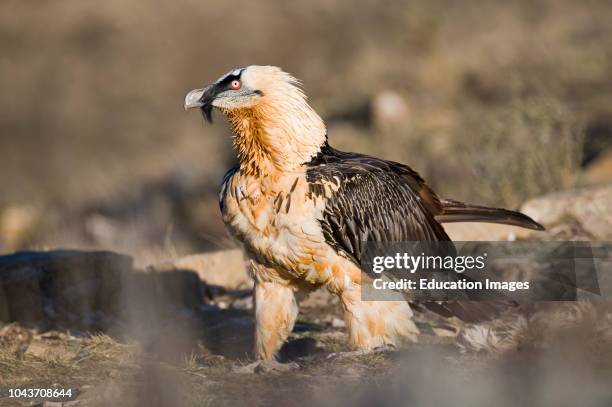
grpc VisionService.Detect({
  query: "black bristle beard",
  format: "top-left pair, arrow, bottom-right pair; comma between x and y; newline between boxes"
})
201,105 -> 213,123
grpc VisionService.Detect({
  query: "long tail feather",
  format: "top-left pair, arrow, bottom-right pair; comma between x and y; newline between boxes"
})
436,199 -> 544,231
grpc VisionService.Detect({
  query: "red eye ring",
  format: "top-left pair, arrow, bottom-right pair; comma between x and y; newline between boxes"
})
230,80 -> 241,90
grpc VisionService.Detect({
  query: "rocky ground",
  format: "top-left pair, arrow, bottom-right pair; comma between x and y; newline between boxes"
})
1,184 -> 612,406
0,249 -> 461,407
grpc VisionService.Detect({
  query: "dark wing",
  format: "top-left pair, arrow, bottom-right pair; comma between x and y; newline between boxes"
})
305,143 -> 449,265
306,143 -> 514,323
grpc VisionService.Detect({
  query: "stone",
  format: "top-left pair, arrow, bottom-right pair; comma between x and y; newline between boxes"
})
0,282 -> 9,321
444,223 -> 537,241
0,266 -> 45,325
0,250 -> 207,331
25,339 -> 78,361
521,183 -> 612,240
151,249 -> 250,289
0,250 -> 133,329
446,183 -> 612,241
234,360 -> 299,374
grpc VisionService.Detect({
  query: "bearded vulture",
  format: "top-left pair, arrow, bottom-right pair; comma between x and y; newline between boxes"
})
184,66 -> 543,360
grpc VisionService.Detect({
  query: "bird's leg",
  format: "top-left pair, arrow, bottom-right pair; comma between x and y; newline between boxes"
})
253,280 -> 299,360
339,285 -> 419,350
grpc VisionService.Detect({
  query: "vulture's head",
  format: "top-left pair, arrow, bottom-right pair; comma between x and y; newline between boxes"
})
185,65 -> 326,171
184,65 -> 302,123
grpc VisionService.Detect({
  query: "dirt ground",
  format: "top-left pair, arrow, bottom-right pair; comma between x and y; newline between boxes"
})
1,213 -> 612,406
0,307 -> 492,407
2,288 -> 612,407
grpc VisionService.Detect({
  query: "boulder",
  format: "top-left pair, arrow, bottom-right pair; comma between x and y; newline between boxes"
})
447,183 -> 612,241
0,250 -> 207,331
444,223 -> 536,241
520,183 -> 612,240
0,250 -> 132,329
151,249 -> 250,289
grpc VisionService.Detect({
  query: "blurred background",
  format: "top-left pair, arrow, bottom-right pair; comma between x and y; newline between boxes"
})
1,0 -> 612,263
2,2 -> 612,404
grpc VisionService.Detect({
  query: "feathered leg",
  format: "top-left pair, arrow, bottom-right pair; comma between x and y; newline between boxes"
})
253,279 -> 299,360
339,284 -> 419,350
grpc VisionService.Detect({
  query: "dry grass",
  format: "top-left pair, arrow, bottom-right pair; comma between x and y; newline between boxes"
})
2,299 -> 612,406
0,330 -> 139,388
453,96 -> 584,207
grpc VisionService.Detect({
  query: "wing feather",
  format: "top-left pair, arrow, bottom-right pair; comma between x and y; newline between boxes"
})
306,143 -> 449,264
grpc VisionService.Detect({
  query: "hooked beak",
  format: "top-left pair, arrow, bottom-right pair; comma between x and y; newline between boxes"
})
184,85 -> 215,122
184,87 -> 206,110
